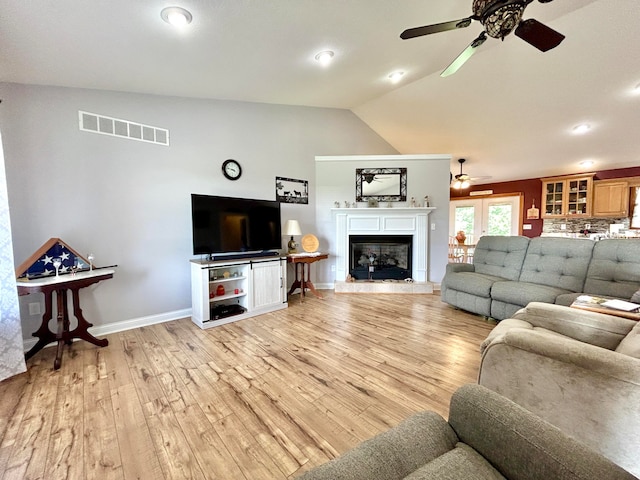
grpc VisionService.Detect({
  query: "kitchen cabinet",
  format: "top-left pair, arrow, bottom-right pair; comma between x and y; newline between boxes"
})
541,174 -> 594,218
592,180 -> 629,217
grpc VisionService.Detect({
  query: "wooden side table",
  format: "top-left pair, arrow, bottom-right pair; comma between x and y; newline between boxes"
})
17,269 -> 114,369
287,254 -> 328,302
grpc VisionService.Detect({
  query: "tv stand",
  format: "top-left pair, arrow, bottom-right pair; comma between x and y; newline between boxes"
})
190,255 -> 287,329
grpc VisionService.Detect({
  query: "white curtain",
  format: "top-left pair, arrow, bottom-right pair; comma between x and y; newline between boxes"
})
0,129 -> 26,381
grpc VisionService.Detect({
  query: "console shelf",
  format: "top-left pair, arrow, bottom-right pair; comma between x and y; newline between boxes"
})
209,292 -> 247,303
190,256 -> 287,329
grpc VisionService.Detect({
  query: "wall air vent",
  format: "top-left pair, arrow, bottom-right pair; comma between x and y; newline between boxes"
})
78,111 -> 169,146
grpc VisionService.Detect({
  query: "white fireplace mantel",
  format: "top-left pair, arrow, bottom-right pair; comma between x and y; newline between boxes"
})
333,207 -> 435,282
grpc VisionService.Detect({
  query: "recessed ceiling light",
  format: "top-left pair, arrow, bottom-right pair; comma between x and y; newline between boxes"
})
572,124 -> 591,135
579,159 -> 595,167
314,50 -> 334,66
161,6 -> 192,26
388,71 -> 405,84
633,82 -> 640,95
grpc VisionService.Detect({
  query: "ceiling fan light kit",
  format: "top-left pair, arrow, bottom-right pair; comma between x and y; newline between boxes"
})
452,158 -> 472,189
400,0 -> 565,76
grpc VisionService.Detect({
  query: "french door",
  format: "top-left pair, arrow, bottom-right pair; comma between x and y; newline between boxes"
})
449,194 -> 522,243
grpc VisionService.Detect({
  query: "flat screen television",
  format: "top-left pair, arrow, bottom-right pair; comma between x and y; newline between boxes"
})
191,194 -> 282,257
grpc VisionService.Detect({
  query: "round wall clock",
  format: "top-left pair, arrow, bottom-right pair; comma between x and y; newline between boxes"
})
222,159 -> 242,180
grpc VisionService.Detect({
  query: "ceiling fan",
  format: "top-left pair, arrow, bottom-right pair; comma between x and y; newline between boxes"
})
452,159 -> 471,189
450,158 -> 492,189
401,0 -> 565,77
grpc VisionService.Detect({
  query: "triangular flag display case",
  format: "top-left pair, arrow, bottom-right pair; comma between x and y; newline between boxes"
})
15,238 -> 114,370
15,238 -> 92,279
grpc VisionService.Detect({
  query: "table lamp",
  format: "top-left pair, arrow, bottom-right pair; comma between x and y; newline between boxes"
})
284,220 -> 302,253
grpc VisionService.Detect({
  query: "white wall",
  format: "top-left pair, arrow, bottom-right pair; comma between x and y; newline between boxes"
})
0,82 -> 397,338
314,155 -> 451,286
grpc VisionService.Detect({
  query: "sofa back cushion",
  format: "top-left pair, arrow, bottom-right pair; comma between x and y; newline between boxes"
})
472,236 -> 530,281
519,237 -> 594,291
584,239 -> 640,299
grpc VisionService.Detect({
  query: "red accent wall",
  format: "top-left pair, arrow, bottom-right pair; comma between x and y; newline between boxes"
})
450,166 -> 640,238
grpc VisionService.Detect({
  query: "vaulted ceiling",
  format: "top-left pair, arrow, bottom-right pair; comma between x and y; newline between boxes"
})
1,0 -> 638,183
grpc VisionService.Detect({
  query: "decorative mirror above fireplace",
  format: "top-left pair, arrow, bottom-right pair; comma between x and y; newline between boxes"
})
355,167 -> 407,203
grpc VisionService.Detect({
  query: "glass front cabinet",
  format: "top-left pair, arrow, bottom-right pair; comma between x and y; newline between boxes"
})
541,174 -> 594,218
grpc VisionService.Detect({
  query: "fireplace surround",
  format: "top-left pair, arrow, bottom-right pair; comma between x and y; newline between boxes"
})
333,207 -> 435,285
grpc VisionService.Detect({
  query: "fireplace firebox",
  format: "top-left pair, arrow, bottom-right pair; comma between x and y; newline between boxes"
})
349,235 -> 412,280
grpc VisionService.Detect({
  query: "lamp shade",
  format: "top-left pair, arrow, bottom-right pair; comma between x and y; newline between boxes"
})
284,220 -> 302,236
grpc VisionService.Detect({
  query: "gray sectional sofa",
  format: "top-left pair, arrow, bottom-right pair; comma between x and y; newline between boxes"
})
441,237 -> 640,320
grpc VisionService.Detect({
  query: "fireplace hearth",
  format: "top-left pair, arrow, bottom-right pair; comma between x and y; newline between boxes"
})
349,235 -> 412,280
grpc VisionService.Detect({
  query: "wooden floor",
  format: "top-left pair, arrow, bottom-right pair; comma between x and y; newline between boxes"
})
0,292 -> 495,480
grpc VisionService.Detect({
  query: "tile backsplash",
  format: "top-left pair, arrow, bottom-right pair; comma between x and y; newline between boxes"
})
543,217 -> 630,235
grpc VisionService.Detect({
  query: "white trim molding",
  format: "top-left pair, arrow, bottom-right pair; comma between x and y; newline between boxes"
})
23,308 -> 192,352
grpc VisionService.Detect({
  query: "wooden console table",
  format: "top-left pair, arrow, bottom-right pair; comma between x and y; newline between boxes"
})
17,269 -> 114,369
287,254 -> 328,302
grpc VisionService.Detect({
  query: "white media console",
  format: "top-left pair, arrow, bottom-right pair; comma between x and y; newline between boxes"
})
190,255 -> 287,329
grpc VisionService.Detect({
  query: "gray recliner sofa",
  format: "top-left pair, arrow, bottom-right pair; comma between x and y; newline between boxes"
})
441,237 -> 640,320
297,383 -> 636,480
479,302 -> 640,477
441,236 -> 530,318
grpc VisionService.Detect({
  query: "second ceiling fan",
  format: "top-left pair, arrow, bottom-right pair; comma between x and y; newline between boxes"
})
401,0 -> 565,77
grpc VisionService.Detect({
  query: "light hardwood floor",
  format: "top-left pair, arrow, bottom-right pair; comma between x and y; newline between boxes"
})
0,292 -> 495,480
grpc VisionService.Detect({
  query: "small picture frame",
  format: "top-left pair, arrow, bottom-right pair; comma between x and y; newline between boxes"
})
276,177 -> 309,204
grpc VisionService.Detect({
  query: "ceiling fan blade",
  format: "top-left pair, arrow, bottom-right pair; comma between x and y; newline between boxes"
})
441,32 -> 487,77
400,17 -> 473,40
514,18 -> 565,52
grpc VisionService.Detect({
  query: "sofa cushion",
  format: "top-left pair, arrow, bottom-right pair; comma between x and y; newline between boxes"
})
584,239 -> 640,299
491,281 -> 571,307
616,322 -> 640,359
444,272 -> 507,297
404,443 -> 505,480
472,236 -> 530,281
519,237 -> 594,292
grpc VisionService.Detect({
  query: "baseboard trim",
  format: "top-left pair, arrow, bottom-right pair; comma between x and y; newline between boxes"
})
22,308 -> 192,352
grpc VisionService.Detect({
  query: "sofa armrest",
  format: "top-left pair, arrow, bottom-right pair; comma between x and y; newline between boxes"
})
445,262 -> 475,274
509,302 -> 635,350
297,411 -> 457,480
450,384 -> 637,480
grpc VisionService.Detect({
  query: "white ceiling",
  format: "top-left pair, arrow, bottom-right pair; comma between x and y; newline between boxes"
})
1,0 -> 639,183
